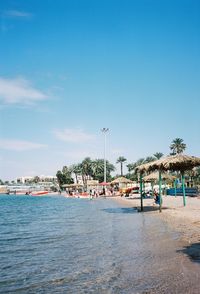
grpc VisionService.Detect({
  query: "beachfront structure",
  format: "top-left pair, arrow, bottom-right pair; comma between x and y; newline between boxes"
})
16,175 -> 57,184
0,185 -> 8,194
73,174 -> 93,185
16,176 -> 34,184
136,154 -> 200,212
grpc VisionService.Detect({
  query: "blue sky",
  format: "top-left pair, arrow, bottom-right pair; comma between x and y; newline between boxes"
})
0,0 -> 199,180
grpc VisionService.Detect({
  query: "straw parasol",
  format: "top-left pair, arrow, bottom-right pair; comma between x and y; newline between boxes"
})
137,154 -> 200,211
143,171 -> 175,182
137,154 -> 200,173
135,161 -> 155,174
111,177 -> 133,184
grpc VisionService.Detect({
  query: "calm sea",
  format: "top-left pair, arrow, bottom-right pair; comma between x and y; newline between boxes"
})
0,195 -> 199,294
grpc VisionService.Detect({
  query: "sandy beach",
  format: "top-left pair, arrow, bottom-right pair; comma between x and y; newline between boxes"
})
111,194 -> 200,260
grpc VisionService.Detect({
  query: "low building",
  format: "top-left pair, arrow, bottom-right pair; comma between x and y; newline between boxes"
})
16,176 -> 34,184
16,175 -> 57,184
0,185 -> 8,194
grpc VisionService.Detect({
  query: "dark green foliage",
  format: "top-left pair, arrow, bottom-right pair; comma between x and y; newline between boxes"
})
153,152 -> 164,159
57,158 -> 115,186
56,168 -> 74,187
170,138 -> 186,154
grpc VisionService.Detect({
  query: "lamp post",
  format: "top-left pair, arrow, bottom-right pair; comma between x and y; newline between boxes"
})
101,128 -> 109,183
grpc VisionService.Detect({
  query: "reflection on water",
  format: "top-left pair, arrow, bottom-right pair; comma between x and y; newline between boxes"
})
0,195 -> 199,293
102,207 -> 137,214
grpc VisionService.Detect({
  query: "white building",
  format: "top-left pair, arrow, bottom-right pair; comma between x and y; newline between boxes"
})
16,176 -> 34,184
16,175 -> 57,184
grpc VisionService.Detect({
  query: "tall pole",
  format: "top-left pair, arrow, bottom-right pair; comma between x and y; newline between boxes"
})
101,128 -> 109,183
181,172 -> 186,206
140,173 -> 144,211
174,179 -> 177,197
159,169 -> 162,212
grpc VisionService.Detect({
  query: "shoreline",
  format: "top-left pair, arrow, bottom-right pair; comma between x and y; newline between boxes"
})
110,195 -> 200,257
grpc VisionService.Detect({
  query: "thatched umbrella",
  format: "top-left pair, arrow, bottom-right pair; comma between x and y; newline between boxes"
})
146,154 -> 200,173
135,162 -> 155,174
143,171 -> 175,182
137,154 -> 200,211
143,172 -> 176,198
111,177 -> 133,195
111,177 -> 133,184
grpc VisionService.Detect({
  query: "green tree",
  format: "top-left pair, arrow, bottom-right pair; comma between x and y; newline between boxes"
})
33,176 -> 40,183
91,159 -> 115,182
144,156 -> 156,163
153,152 -> 164,159
126,163 -> 135,173
56,170 -> 65,187
126,158 -> 145,176
56,166 -> 74,188
62,166 -> 74,183
0,179 -> 4,185
116,156 -> 127,176
170,138 -> 186,155
135,158 -> 145,166
80,157 -> 93,185
91,159 -> 104,179
104,160 -> 115,182
125,157 -> 152,181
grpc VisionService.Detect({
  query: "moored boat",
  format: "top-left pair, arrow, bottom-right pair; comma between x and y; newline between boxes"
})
31,191 -> 49,196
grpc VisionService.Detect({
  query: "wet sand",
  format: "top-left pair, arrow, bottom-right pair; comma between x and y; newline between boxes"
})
111,194 -> 200,262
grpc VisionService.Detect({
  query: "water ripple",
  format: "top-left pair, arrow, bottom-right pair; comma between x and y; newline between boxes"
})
0,195 -> 199,293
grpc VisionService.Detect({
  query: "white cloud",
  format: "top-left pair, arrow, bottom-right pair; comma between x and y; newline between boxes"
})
3,10 -> 32,19
0,77 -> 47,105
0,139 -> 47,151
53,128 -> 94,143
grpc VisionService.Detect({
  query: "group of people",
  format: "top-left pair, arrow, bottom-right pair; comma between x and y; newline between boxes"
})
89,188 -> 98,198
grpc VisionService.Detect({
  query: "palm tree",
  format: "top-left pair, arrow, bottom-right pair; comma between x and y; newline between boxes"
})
91,159 -> 115,182
56,170 -> 73,187
104,160 -> 115,182
170,138 -> 186,154
91,159 -> 104,179
136,158 -> 145,166
80,157 -> 93,186
126,163 -> 135,173
144,156 -> 156,163
153,152 -> 164,160
116,156 -> 127,176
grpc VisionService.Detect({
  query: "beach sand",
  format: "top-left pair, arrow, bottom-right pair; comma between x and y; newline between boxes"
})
111,194 -> 200,261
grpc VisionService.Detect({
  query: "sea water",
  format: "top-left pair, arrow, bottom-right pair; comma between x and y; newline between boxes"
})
0,195 -> 199,293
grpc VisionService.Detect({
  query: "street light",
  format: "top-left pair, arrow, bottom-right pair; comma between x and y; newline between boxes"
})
101,128 -> 109,183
